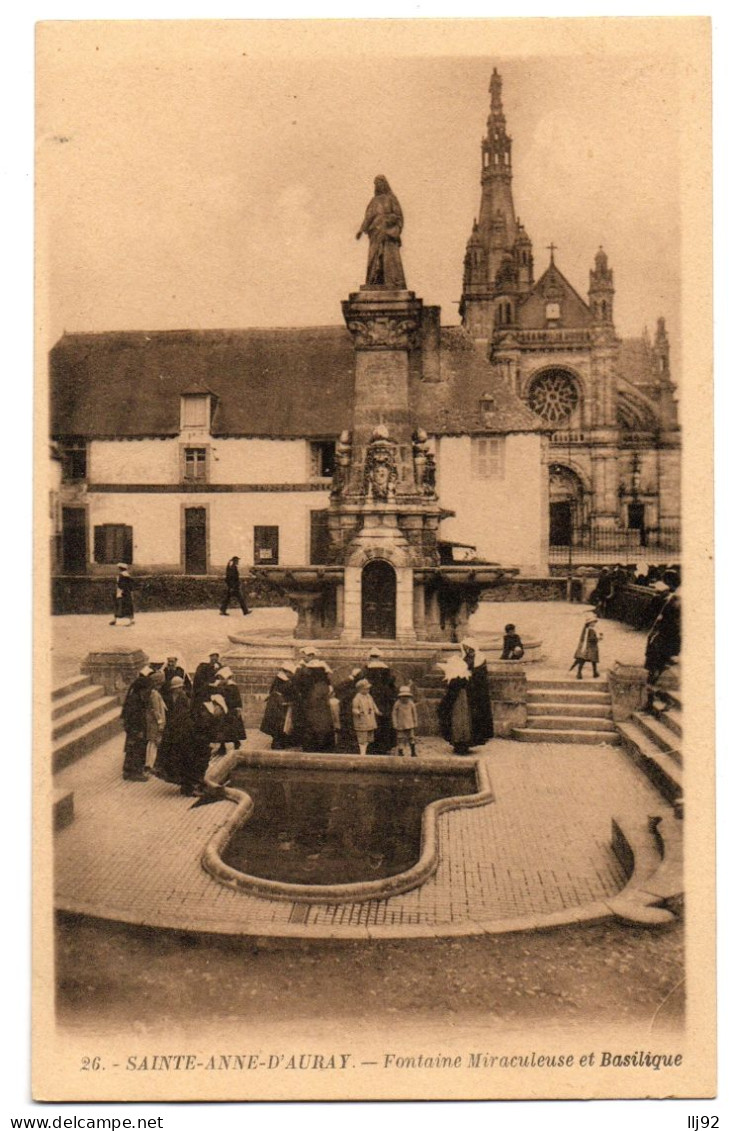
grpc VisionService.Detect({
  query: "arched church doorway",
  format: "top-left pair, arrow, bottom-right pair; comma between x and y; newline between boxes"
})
361,559 -> 397,639
549,465 -> 585,546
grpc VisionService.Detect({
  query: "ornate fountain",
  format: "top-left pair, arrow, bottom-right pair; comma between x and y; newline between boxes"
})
224,176 -> 528,729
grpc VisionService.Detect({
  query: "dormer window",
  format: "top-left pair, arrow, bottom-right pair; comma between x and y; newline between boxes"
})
309,439 -> 336,480
180,393 -> 211,433
545,301 -> 561,322
479,394 -> 495,424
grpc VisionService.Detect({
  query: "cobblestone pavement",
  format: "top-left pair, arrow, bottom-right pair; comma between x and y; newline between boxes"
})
54,729 -> 672,937
50,600 -> 648,685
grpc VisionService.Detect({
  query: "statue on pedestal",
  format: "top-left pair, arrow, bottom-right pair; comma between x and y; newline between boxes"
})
331,430 -> 352,497
356,175 -> 407,289
412,428 -> 429,493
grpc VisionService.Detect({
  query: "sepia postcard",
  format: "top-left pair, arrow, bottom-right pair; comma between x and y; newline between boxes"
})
33,17 -> 715,1103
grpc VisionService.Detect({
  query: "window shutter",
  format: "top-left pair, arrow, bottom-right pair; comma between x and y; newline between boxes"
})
123,526 -> 133,565
93,527 -> 104,563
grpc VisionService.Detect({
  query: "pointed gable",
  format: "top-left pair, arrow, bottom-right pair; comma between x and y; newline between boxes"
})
518,262 -> 591,329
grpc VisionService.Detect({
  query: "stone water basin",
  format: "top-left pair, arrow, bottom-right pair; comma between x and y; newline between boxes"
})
203,751 -> 493,903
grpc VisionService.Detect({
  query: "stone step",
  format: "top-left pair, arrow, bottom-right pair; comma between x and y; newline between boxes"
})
659,710 -> 683,739
527,715 -> 616,733
52,706 -> 122,773
528,678 -> 608,691
528,702 -> 612,719
527,689 -> 610,706
631,713 -> 682,763
52,694 -> 121,740
661,688 -> 683,713
512,727 -> 621,745
52,675 -> 93,702
52,683 -> 106,720
53,787 -> 75,831
616,721 -> 683,809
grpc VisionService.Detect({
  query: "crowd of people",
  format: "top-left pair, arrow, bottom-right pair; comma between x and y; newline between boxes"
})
119,591 -> 681,782
120,633 -> 516,786
587,563 -> 681,618
121,651 -> 245,795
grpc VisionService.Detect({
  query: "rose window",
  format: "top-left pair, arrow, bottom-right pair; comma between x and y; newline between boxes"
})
528,371 -> 579,424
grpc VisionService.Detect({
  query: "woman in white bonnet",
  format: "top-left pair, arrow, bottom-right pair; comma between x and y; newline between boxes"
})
437,637 -> 494,755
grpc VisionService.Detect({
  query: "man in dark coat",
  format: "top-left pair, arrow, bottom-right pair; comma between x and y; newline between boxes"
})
220,556 -> 251,616
110,563 -> 136,626
437,638 -> 494,755
121,665 -> 152,780
161,655 -> 192,708
352,648 -> 398,754
192,652 -> 222,703
645,572 -> 681,698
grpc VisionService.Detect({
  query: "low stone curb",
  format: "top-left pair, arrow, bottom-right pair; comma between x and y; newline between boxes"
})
201,750 -> 494,904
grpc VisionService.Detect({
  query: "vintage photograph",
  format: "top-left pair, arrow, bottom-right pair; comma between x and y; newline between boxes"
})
34,19 -> 714,1102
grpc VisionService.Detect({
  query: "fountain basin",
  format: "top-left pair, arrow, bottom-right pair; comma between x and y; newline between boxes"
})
202,750 -> 493,903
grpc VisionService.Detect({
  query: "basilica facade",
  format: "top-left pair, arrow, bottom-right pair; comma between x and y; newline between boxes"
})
460,69 -> 680,560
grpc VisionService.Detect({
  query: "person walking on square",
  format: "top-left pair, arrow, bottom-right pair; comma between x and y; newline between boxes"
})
570,616 -> 601,679
352,679 -> 381,757
392,685 -> 418,757
220,555 -> 251,617
121,665 -> 152,781
144,670 -> 167,772
500,623 -> 524,660
110,563 -> 135,626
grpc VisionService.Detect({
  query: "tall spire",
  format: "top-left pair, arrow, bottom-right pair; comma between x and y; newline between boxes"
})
461,68 -> 531,339
483,68 -> 512,174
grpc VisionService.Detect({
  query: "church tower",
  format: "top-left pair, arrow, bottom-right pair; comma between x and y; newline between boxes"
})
459,68 -> 533,340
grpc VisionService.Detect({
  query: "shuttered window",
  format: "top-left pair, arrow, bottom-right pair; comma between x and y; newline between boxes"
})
471,437 -> 505,479
94,524 -> 133,564
182,447 -> 208,482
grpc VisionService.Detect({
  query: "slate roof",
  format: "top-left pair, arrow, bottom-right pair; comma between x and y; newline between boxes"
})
50,325 -> 545,440
518,262 -> 592,329
618,336 -> 659,389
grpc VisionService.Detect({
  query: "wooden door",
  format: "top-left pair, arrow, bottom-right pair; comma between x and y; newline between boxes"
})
549,501 -> 572,546
184,507 -> 207,574
61,507 -> 87,574
361,559 -> 396,639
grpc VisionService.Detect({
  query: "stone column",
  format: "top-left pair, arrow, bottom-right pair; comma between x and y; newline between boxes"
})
341,287 -> 423,496
341,566 -> 363,641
